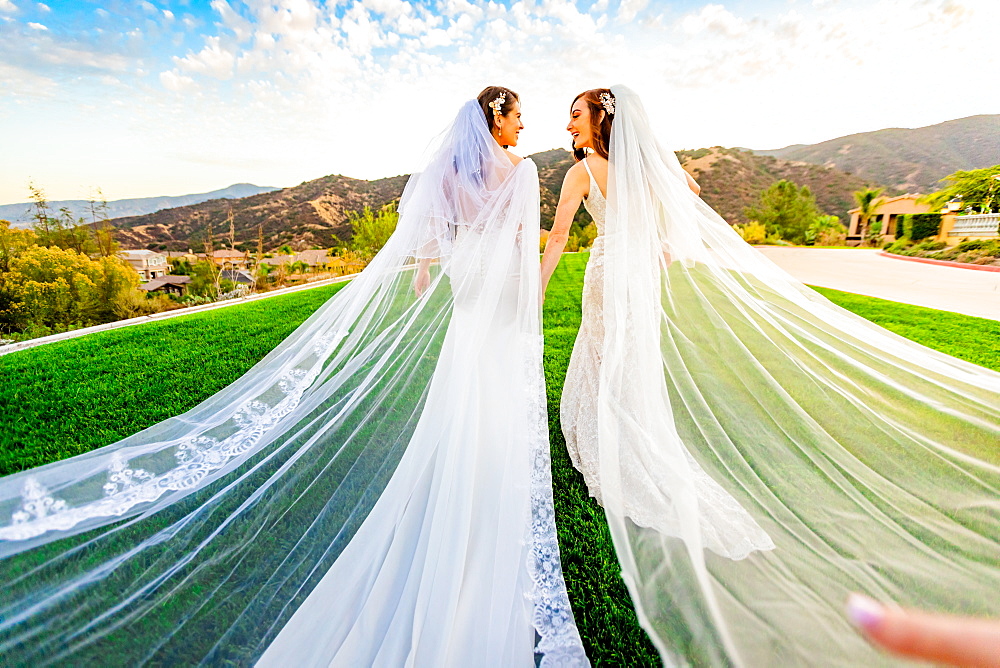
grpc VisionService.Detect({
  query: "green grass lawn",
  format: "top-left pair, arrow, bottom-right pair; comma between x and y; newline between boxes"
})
1,252 -> 998,663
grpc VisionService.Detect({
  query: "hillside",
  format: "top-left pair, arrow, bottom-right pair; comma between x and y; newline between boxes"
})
536,147 -> 877,227
103,148 -> 878,251
678,147 -> 879,224
0,184 -> 279,229
110,174 -> 408,251
109,152 -> 576,251
753,115 -> 1000,193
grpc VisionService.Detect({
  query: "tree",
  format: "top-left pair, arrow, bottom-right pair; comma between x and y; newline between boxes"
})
57,207 -> 96,256
852,188 -> 884,244
923,165 -> 1000,213
254,223 -> 264,292
189,261 -> 222,298
91,256 -> 141,322
349,204 -> 399,260
203,217 -> 221,297
88,188 -> 118,258
744,180 -> 822,245
27,182 -> 55,245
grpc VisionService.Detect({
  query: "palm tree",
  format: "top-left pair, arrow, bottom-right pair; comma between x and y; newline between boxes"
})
853,188 -> 884,244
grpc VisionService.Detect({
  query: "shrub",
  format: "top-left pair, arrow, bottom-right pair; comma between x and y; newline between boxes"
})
956,239 -> 998,253
349,205 -> 398,260
912,240 -> 946,252
815,228 -> 847,246
735,221 -> 767,244
885,239 -> 913,254
895,214 -> 909,240
908,213 -> 942,241
805,215 -> 844,246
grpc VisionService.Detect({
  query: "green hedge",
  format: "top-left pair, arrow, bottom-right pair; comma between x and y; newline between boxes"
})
895,214 -> 908,240
908,213 -> 942,241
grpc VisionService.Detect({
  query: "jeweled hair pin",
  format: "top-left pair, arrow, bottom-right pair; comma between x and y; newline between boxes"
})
599,92 -> 615,115
489,91 -> 507,117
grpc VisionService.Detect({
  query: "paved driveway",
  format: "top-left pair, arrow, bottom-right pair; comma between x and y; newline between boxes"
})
756,247 -> 1000,322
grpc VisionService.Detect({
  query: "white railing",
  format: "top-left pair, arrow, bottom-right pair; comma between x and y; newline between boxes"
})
950,213 -> 1000,237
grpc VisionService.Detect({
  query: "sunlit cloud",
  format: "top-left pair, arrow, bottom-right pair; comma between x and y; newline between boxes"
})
1,0 -> 998,203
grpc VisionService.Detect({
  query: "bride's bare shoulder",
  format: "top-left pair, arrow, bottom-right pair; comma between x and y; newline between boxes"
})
504,149 -> 524,165
585,154 -> 608,173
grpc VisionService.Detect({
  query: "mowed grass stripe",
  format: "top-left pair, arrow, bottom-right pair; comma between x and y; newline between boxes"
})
1,252 -> 997,664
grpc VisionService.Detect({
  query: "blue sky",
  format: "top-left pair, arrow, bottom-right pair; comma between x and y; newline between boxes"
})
2,0 -> 998,203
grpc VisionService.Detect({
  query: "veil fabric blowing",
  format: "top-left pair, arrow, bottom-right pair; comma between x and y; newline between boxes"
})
599,85 -> 1000,666
0,100 -> 587,666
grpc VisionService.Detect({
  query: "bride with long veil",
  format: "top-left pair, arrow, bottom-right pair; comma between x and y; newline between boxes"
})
542,85 -> 1000,666
0,88 -> 587,666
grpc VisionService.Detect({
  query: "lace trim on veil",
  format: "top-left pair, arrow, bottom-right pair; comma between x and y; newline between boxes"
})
525,334 -> 589,666
0,329 -> 349,541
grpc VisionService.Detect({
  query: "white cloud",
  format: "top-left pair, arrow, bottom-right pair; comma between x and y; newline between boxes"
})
5,0 -> 1000,204
159,69 -> 196,91
0,0 -> 16,14
680,4 -> 748,36
36,2 -> 49,12
617,0 -> 648,23
211,0 -> 252,41
163,9 -> 174,20
421,27 -> 451,48
27,21 -> 46,30
173,35 -> 236,79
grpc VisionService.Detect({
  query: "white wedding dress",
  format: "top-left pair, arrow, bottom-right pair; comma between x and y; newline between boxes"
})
0,101 -> 587,666
561,158 -> 774,560
571,86 -> 1000,667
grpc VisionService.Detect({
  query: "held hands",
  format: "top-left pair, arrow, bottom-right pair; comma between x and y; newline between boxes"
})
847,594 -> 1000,668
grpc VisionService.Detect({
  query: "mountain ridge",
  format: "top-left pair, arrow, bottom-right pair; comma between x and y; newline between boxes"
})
751,114 -> 1000,193
0,183 -> 280,229
101,148 -> 878,252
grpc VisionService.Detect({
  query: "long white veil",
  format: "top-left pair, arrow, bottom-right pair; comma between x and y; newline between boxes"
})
599,85 -> 1000,666
0,100 -> 586,665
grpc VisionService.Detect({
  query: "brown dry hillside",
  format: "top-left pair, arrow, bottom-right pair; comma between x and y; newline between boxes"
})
678,147 -> 882,224
111,147 -> 882,251
753,114 -> 1000,193
535,147 -> 880,228
111,173 -> 409,252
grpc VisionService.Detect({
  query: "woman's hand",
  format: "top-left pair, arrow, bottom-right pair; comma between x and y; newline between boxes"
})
414,259 -> 432,297
847,594 -> 1000,668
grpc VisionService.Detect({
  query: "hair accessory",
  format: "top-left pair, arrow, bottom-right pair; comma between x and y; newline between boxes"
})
599,91 -> 615,115
488,91 -> 507,118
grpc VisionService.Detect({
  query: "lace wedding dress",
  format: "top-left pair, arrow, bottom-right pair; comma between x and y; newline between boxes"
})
573,86 -> 1000,667
562,158 -> 774,560
0,101 -> 587,666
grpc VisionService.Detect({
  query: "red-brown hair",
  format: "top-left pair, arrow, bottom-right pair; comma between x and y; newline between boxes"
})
477,86 -> 519,134
572,88 -> 614,161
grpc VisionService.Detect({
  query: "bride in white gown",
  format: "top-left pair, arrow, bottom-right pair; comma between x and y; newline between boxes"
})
542,86 -> 1000,666
0,88 -> 587,666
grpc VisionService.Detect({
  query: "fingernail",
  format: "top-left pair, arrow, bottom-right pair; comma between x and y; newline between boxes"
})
847,593 -> 885,632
